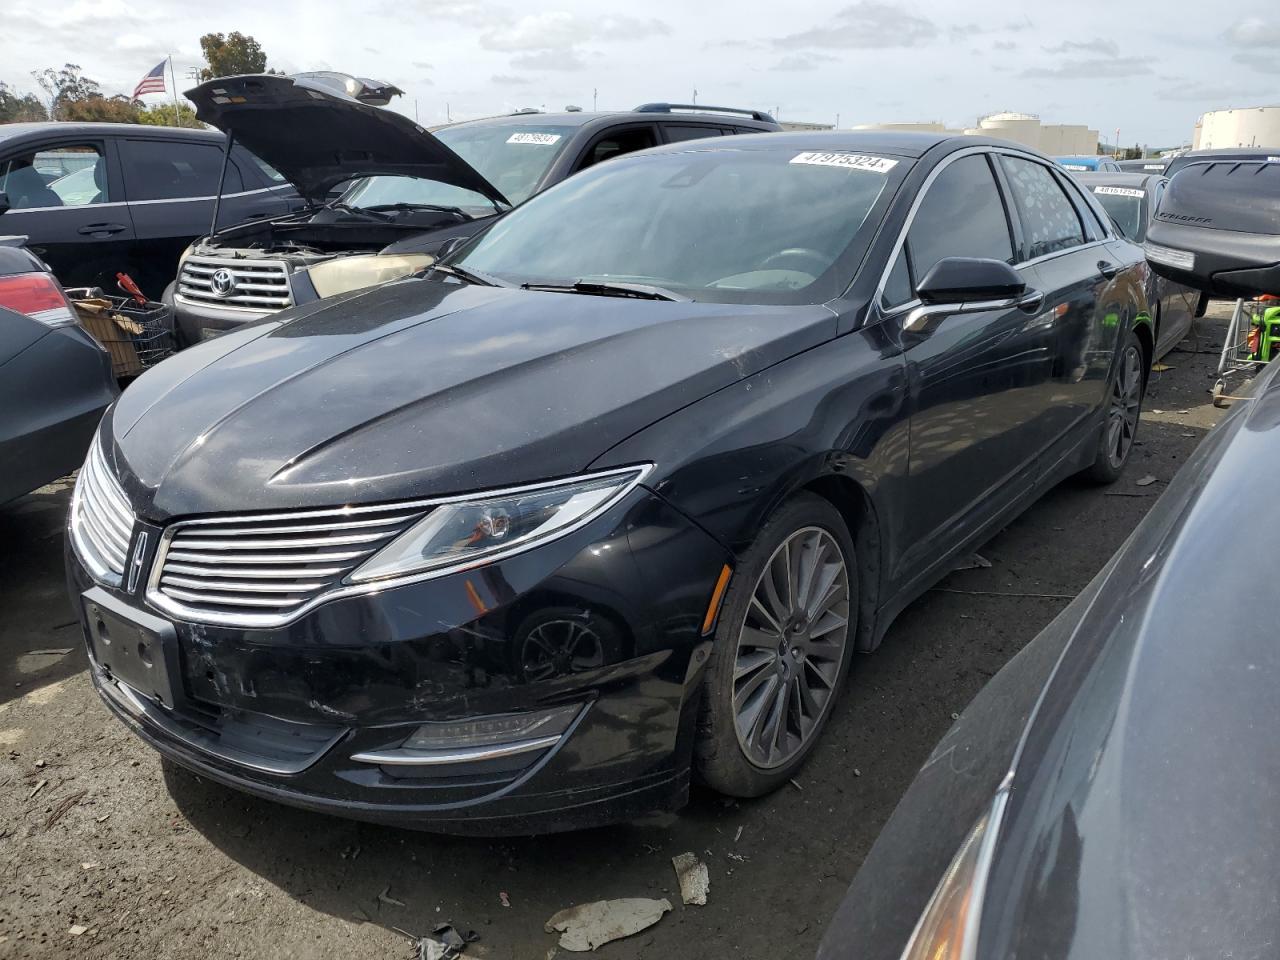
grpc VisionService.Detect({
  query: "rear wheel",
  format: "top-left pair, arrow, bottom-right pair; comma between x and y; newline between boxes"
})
1084,329 -> 1146,483
695,493 -> 856,797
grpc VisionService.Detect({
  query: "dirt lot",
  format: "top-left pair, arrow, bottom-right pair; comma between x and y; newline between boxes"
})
0,307 -> 1235,959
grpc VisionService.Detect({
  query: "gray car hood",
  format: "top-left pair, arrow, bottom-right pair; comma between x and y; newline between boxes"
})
185,73 -> 509,207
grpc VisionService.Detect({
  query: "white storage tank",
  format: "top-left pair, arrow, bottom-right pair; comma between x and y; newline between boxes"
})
1193,106 -> 1280,150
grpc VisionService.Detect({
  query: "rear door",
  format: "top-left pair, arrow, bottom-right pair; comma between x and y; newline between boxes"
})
0,136 -> 135,288
887,150 -> 1057,570
117,136 -> 292,293
998,154 -> 1128,468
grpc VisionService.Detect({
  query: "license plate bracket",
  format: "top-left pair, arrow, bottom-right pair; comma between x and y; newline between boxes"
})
82,589 -> 178,709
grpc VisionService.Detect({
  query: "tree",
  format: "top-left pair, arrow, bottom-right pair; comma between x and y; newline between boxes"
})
136,102 -> 198,127
60,95 -> 141,123
0,82 -> 48,122
199,32 -> 268,80
31,63 -> 101,119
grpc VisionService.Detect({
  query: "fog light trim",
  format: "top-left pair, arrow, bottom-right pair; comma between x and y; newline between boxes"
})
350,733 -> 563,766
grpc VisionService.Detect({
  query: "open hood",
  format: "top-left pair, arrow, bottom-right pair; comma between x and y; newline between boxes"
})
185,72 -> 509,208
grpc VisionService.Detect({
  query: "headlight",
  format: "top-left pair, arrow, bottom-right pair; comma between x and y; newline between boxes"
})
347,465 -> 651,584
899,790 -> 1009,960
308,253 -> 435,299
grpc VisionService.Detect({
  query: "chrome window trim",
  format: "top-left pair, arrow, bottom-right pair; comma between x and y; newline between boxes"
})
2,185 -> 290,215
144,464 -> 654,629
874,145 -> 1113,315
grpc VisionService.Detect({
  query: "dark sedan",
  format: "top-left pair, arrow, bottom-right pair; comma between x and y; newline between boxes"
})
66,132 -> 1152,834
817,344 -> 1280,960
1076,172 -> 1201,357
0,238 -> 116,504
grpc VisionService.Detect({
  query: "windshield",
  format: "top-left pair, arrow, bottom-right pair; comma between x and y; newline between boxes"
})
340,121 -> 576,216
452,146 -> 904,305
1091,187 -> 1146,241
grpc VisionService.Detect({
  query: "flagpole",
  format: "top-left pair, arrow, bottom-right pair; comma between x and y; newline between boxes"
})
168,55 -> 180,127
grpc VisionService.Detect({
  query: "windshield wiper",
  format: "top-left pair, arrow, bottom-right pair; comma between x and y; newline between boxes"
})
429,262 -> 509,287
364,202 -> 471,219
520,280 -> 690,302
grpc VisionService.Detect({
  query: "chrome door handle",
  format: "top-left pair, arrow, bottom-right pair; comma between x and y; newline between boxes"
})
78,222 -> 127,236
1097,260 -> 1118,280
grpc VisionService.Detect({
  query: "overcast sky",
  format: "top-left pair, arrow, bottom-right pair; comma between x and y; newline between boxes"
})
5,0 -> 1278,146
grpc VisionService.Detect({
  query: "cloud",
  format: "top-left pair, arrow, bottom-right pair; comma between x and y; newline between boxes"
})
1156,79 -> 1272,100
490,73 -> 528,85
412,60 -> 433,69
481,12 -> 668,52
1043,38 -> 1120,56
775,2 -> 938,50
1230,51 -> 1280,73
1020,58 -> 1152,79
1223,17 -> 1280,47
511,48 -> 588,71
770,52 -> 838,71
993,40 -> 1016,50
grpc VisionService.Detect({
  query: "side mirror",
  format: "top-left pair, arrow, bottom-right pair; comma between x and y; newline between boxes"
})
916,257 -> 1026,304
0,192 -> 10,215
1145,162 -> 1280,298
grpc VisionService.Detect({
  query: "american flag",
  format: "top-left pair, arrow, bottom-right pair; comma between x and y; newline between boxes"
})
132,59 -> 167,98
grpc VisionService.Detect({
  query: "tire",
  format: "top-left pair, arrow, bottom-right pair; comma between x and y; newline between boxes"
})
1084,329 -> 1146,483
695,493 -> 857,797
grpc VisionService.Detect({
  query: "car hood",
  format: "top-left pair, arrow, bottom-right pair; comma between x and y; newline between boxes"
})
107,280 -> 836,518
186,73 -> 508,207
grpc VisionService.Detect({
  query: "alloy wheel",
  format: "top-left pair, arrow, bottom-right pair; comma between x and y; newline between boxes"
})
1106,344 -> 1144,469
731,526 -> 850,769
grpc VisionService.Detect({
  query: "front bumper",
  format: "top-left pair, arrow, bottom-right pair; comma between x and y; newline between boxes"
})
166,277 -> 318,348
67,489 -> 730,834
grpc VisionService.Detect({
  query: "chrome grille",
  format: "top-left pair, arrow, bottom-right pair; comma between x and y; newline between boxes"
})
177,256 -> 293,311
70,442 -> 135,585
150,503 -> 430,626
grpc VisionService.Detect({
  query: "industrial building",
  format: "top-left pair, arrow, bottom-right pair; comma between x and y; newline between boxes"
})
1193,105 -> 1280,149
850,112 -> 1099,155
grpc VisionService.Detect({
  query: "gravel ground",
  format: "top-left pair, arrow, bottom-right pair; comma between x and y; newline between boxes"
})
0,306 -> 1235,959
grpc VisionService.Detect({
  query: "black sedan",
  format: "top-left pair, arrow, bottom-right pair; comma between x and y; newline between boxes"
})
1076,172 -> 1201,358
0,239 -> 116,504
66,132 -> 1152,834
817,346 -> 1280,960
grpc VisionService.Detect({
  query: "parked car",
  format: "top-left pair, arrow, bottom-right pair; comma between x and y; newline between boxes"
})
67,131 -> 1152,834
0,237 -> 116,505
0,122 -> 298,297
1145,156 -> 1280,298
1055,155 -> 1121,173
1163,146 -> 1279,178
169,71 -> 780,344
816,340 -> 1280,960
1076,172 -> 1200,357
1115,157 -> 1168,174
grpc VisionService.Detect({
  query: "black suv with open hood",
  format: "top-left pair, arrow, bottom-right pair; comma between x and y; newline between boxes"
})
165,75 -> 780,345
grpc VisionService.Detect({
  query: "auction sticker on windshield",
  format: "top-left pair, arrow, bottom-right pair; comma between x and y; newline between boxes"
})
1093,186 -> 1145,199
790,152 -> 898,173
507,133 -> 562,145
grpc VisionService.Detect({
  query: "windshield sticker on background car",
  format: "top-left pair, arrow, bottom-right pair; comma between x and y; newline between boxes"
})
1063,164 -> 1089,171
1144,164 -> 1164,170
1094,186 -> 1145,199
789,152 -> 898,173
507,133 -> 563,145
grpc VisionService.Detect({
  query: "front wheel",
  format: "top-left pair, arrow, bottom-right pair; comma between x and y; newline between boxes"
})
1084,329 -> 1146,483
695,493 -> 856,797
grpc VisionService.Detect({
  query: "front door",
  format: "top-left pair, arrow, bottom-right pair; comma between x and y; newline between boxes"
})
0,138 -> 136,288
885,151 -> 1058,573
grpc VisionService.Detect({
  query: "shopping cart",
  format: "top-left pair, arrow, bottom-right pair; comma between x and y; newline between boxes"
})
66,284 -> 176,380
1212,295 -> 1280,407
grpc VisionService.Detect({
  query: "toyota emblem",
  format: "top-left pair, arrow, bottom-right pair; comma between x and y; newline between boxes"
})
210,268 -> 237,298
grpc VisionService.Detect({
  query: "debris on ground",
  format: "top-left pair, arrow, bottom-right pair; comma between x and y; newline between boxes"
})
952,553 -> 992,571
789,778 -> 803,791
544,898 -> 672,952
45,789 -> 87,829
68,924 -> 88,936
378,885 -> 407,908
500,891 -> 511,908
672,852 -> 709,906
1151,362 -> 1174,372
733,825 -> 743,843
28,778 -> 47,800
1135,475 -> 1158,487
407,923 -> 479,960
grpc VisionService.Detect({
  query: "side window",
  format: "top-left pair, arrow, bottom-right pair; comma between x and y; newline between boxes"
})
882,247 -> 913,309
0,144 -> 108,208
906,154 -> 1014,283
1056,170 -> 1107,240
664,125 -> 727,143
1000,156 -> 1085,260
120,139 -> 243,201
576,127 -> 658,172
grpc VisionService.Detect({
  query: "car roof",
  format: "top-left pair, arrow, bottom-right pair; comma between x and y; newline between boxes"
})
442,108 -> 780,133
640,130 -> 1015,159
0,121 -> 224,143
